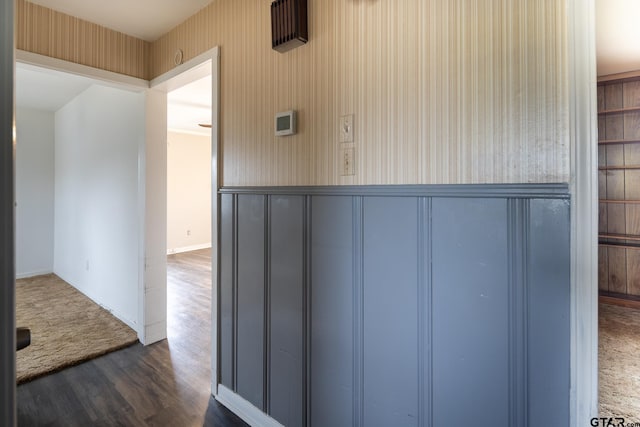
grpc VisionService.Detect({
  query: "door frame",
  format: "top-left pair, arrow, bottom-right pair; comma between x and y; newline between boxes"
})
148,46 -> 221,393
0,0 -> 15,425
568,0 -> 598,424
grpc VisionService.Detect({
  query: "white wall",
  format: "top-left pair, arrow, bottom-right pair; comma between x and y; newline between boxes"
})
15,107 -> 55,278
167,130 -> 211,253
54,85 -> 144,329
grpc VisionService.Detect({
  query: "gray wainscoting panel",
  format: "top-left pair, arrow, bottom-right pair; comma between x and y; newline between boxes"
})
236,194 -> 266,410
431,198 -> 510,426
527,199 -> 571,427
310,196 -> 354,427
269,195 -> 305,427
219,193 -> 234,389
362,197 -> 419,427
217,185 -> 572,427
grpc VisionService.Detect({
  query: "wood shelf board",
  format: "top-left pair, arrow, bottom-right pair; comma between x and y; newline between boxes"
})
599,165 -> 640,170
599,199 -> 640,204
599,242 -> 640,250
598,139 -> 640,145
600,233 -> 640,242
598,106 -> 640,115
598,70 -> 640,84
599,294 -> 640,310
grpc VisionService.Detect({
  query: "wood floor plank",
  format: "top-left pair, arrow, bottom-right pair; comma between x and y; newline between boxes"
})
17,248 -> 247,427
607,203 -> 626,234
627,249 -> 640,296
599,202 -> 608,234
606,169 -> 625,200
625,169 -> 640,201
626,204 -> 640,236
599,245 -> 609,292
608,246 -> 628,294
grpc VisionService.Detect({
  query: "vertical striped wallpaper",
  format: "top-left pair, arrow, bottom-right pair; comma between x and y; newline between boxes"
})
18,0 -> 570,186
152,0 -> 570,186
16,0 -> 149,79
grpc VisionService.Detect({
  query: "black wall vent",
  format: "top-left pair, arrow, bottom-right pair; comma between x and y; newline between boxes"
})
271,0 -> 308,53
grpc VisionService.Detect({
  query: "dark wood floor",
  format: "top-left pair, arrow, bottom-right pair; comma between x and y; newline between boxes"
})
17,248 -> 247,427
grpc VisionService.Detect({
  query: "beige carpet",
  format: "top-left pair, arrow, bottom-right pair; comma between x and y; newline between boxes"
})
599,302 -> 640,420
16,274 -> 138,384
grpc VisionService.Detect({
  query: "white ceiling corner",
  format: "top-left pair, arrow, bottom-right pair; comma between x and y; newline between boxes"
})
596,0 -> 640,76
16,63 -> 94,112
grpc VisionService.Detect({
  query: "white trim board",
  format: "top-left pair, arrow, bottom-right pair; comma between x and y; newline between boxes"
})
147,46 -> 220,387
167,243 -> 212,255
216,385 -> 284,427
149,49 -> 215,90
567,0 -> 599,425
16,270 -> 53,280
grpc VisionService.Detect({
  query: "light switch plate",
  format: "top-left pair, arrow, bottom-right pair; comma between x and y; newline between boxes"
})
341,147 -> 355,176
339,114 -> 354,143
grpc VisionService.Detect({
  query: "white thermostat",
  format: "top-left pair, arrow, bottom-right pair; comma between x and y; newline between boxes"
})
275,110 -> 296,136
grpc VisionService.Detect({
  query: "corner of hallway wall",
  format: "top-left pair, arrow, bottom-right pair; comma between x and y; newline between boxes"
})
15,106 -> 55,278
151,0 -> 571,187
16,0 -> 150,80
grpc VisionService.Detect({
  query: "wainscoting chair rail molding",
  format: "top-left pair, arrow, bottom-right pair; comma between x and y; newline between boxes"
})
219,183 -> 570,199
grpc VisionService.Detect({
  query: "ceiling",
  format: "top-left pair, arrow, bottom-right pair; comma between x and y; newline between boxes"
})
167,76 -> 212,135
596,0 -> 640,76
26,0 -> 215,42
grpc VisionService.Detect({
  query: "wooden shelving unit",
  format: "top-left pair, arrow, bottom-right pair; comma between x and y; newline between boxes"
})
598,71 -> 640,298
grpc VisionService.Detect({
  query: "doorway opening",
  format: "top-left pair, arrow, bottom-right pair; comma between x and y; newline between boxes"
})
148,46 -> 220,394
165,74 -> 213,383
595,0 -> 640,420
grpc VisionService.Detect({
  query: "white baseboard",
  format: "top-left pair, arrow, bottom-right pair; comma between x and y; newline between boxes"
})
166,243 -> 211,255
16,269 -> 53,279
142,320 -> 167,345
215,385 -> 284,427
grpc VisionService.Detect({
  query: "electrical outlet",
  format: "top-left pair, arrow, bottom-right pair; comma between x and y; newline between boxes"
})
339,114 -> 354,143
187,230 -> 191,236
341,148 -> 355,176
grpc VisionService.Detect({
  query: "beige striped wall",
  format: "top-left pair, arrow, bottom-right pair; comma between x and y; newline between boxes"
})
151,0 -> 569,187
16,0 -> 149,79
18,0 -> 570,186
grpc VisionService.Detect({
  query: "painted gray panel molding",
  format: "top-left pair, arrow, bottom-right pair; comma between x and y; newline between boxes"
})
219,194 -> 234,389
432,198 -> 510,426
269,195 -> 305,427
528,199 -> 571,427
217,185 -> 571,427
363,197 -> 419,427
418,198 -> 432,427
508,198 -> 529,427
310,196 -> 354,427
236,195 -> 266,410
